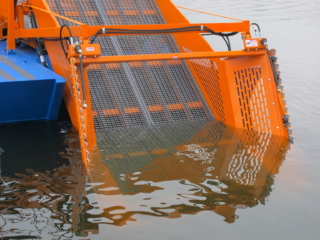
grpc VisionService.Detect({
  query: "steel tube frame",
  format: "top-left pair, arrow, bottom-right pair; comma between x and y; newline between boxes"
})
75,50 -> 265,65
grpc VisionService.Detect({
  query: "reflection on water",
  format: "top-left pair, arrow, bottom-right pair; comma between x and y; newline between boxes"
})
0,122 -> 87,239
0,119 -> 290,238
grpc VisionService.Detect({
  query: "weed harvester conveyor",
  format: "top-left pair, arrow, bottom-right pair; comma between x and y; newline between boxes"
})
0,0 -> 293,163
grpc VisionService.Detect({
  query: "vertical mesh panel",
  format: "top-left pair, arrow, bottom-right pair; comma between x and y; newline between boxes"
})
234,66 -> 272,135
183,47 -> 226,124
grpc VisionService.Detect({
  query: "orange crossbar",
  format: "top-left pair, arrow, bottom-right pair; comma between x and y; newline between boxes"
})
77,50 -> 265,64
103,109 -> 121,116
106,11 -> 120,16
124,107 -> 140,114
187,101 -> 204,108
142,10 -> 157,15
124,10 -> 139,16
84,11 -> 99,17
148,105 -> 164,112
128,62 -> 143,68
167,103 -> 184,110
64,11 -> 81,17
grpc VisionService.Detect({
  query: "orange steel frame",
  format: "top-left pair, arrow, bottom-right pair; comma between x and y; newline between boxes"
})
0,0 -> 291,164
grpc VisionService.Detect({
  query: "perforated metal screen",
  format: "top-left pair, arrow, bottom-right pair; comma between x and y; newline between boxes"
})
46,0 -> 213,129
234,67 -> 272,134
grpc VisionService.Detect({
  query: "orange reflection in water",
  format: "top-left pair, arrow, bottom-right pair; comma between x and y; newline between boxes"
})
87,120 -> 290,226
0,120 -> 290,238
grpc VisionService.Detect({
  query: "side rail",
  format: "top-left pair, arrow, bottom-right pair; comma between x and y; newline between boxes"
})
69,57 -> 91,165
57,54 -> 91,164
0,0 -> 16,54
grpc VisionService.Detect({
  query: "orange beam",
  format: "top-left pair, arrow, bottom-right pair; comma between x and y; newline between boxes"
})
15,22 -> 250,38
7,0 -> 15,54
76,50 -> 265,64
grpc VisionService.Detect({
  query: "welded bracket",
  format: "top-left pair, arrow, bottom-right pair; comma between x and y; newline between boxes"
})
68,39 -> 101,58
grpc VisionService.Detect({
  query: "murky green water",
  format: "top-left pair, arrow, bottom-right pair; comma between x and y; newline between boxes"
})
0,0 -> 319,239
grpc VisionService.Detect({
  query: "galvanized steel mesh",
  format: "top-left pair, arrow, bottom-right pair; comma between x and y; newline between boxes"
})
46,0 -> 213,129
96,118 -> 230,193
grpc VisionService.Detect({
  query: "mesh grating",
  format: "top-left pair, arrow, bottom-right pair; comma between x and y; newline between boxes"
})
94,37 -> 118,56
116,35 -> 177,56
46,0 -> 213,129
46,0 -> 105,26
191,59 -> 225,122
100,0 -> 165,25
183,47 -> 226,124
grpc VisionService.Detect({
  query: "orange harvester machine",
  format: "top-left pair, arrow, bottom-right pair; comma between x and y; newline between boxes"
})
0,0 -> 293,163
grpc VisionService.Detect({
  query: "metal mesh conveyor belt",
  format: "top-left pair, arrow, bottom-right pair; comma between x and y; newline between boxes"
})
97,118 -> 230,193
46,0 -> 213,129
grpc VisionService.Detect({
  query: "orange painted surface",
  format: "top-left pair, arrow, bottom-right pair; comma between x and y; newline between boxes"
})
187,102 -> 204,108
68,40 -> 101,58
167,103 -> 184,110
0,0 -> 291,164
103,109 -> 121,116
148,105 -> 164,112
124,107 -> 141,114
106,11 -> 120,16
